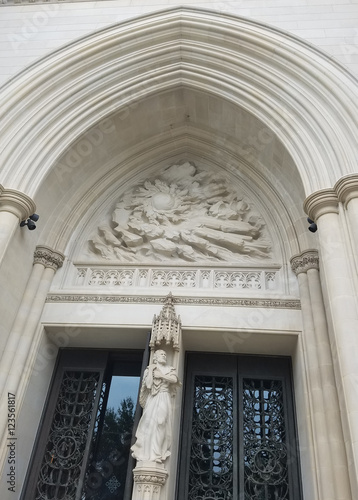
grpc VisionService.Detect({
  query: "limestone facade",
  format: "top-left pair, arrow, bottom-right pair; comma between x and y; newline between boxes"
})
0,3 -> 358,500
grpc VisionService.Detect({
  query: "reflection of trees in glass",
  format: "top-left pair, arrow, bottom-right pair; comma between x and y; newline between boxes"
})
99,397 -> 135,461
84,397 -> 135,500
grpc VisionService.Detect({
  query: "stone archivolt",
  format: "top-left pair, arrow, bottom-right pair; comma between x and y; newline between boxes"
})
88,162 -> 272,264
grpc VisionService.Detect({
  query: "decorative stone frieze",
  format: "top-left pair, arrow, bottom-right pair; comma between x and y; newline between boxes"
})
46,294 -> 301,309
335,174 -> 358,207
74,266 -> 279,292
290,250 -> 319,275
303,188 -> 338,221
0,188 -> 36,221
34,245 -> 65,271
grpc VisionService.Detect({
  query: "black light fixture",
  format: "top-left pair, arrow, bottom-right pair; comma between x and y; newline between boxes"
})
20,213 -> 39,231
307,217 -> 317,233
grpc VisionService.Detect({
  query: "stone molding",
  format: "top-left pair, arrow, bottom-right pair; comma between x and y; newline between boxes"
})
34,245 -> 65,271
303,188 -> 338,221
0,188 -> 36,220
46,293 -> 301,309
2,8 -> 358,199
335,174 -> 358,207
290,250 -> 319,275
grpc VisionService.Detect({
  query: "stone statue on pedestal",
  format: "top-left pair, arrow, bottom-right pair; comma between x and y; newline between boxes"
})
131,350 -> 179,463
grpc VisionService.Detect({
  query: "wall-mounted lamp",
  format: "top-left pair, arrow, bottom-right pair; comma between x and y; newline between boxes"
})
20,213 -> 39,231
307,217 -> 317,233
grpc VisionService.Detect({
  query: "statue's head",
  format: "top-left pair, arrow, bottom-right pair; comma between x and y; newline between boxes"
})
153,350 -> 167,364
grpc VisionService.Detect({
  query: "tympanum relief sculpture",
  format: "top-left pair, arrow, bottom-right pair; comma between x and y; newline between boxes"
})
88,162 -> 272,263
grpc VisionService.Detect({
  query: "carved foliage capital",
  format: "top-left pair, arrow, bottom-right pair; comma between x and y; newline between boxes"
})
34,245 -> 65,270
290,250 -> 319,275
0,188 -> 36,220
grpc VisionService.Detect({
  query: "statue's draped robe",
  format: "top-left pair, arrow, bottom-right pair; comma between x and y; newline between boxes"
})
131,365 -> 177,462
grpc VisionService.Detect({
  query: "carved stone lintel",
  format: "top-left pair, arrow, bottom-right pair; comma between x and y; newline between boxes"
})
0,188 -> 36,220
290,249 -> 319,275
132,463 -> 168,500
150,293 -> 181,351
34,245 -> 65,271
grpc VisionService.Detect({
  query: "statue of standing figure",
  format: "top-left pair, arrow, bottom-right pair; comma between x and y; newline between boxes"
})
131,350 -> 179,463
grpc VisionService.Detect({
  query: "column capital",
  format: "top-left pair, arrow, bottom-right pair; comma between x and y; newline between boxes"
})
0,188 -> 36,221
290,249 -> 319,275
334,174 -> 358,207
303,188 -> 338,220
33,245 -> 65,271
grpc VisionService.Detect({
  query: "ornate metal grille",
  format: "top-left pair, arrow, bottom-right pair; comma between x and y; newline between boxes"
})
35,371 -> 100,500
188,376 -> 234,500
243,379 -> 289,500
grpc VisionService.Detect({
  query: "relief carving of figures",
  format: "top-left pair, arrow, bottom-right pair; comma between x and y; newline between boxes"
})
131,350 -> 180,463
88,162 -> 272,263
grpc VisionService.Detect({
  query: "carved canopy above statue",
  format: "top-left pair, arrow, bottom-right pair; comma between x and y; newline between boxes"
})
87,162 -> 272,263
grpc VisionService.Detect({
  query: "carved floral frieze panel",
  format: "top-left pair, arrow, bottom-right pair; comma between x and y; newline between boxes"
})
74,266 -> 279,292
86,162 -> 273,264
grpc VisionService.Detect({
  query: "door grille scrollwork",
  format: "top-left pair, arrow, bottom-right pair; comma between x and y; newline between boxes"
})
243,379 -> 289,500
188,375 -> 234,500
35,371 -> 100,500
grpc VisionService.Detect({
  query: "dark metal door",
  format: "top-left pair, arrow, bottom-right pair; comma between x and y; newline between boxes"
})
22,349 -> 144,500
177,354 -> 302,500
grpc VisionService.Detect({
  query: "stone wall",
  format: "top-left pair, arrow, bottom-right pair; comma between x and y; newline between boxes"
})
0,0 -> 358,86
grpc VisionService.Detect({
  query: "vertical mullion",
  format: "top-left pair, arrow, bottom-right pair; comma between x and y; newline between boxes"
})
123,331 -> 151,500
75,367 -> 108,500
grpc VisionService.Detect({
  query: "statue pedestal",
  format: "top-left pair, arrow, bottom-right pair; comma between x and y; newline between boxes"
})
132,462 -> 168,500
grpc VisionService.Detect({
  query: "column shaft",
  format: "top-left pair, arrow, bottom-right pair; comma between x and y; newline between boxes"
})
296,271 -> 334,499
307,267 -> 351,500
0,262 -> 45,398
0,212 -> 20,263
305,187 -> 358,498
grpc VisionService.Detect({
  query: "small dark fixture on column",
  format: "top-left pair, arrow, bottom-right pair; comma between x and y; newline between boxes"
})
20,213 -> 39,230
307,218 -> 317,233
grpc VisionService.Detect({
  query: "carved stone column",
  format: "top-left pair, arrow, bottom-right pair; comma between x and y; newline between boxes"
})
291,250 -> 335,500
304,188 -> 358,498
291,249 -> 351,500
0,187 -> 36,263
132,463 -> 168,500
0,245 -> 64,458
